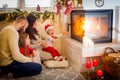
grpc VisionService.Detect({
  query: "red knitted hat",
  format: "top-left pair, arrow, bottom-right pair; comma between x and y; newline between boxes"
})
45,24 -> 53,32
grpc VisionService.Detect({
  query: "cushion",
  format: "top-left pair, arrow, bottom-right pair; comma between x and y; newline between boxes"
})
43,59 -> 69,68
40,50 -> 53,60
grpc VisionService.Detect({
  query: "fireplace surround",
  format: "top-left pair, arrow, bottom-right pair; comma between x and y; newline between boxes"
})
61,7 -> 120,73
71,9 -> 113,44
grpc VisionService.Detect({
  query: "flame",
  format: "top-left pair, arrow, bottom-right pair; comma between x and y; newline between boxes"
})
72,15 -> 108,38
72,15 -> 85,37
96,25 -> 100,30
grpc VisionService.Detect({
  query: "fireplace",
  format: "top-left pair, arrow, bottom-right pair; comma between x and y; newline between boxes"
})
71,9 -> 113,43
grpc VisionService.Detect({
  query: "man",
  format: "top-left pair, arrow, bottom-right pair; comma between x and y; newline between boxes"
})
0,16 -> 42,78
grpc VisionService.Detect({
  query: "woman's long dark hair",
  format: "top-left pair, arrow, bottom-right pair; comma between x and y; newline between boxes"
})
26,13 -> 39,40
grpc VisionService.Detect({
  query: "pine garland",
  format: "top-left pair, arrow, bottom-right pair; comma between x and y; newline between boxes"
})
0,9 -> 54,22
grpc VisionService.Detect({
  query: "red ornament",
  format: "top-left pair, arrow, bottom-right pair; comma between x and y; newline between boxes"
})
86,60 -> 91,69
92,58 -> 98,67
96,69 -> 103,77
36,4 -> 40,11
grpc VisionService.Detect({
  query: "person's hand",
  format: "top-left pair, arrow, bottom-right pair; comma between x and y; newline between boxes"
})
40,40 -> 44,46
41,40 -> 48,48
62,31 -> 67,35
32,50 -> 36,57
31,57 -> 34,62
40,40 -> 46,46
28,54 -> 32,58
52,35 -> 57,39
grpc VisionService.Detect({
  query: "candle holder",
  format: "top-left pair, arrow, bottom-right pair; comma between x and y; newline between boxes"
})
96,69 -> 104,80
92,58 -> 98,72
85,60 -> 92,80
85,58 -> 104,80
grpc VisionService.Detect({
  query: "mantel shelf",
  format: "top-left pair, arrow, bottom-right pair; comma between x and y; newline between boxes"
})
72,7 -> 84,10
64,38 -> 120,57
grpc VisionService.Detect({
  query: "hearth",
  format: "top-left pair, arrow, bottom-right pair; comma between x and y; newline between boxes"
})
71,9 -> 113,43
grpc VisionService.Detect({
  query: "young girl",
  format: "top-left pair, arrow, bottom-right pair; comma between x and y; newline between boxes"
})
42,24 -> 66,61
19,33 -> 41,63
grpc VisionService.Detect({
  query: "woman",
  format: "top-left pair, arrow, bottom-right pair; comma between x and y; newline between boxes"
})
26,13 -> 42,49
26,13 -> 53,61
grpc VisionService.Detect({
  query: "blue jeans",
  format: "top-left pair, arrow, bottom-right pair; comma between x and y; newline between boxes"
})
0,61 -> 42,78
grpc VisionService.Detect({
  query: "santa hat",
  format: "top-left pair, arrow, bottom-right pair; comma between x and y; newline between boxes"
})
45,24 -> 53,32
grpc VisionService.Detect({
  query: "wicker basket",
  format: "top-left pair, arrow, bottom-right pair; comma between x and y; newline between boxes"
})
102,47 -> 120,79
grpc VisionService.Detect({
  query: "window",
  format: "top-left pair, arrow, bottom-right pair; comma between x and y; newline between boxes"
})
25,0 -> 51,7
0,0 -> 18,8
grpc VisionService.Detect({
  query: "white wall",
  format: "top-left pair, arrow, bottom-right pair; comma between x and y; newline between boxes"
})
83,0 -> 120,9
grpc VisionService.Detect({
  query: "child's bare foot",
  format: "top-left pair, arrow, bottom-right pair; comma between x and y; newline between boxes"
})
54,56 -> 63,61
58,57 -> 63,61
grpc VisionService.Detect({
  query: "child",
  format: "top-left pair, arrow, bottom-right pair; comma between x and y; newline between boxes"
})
19,33 -> 41,63
42,24 -> 66,61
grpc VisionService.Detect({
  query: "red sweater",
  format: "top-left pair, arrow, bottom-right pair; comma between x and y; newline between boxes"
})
19,45 -> 35,56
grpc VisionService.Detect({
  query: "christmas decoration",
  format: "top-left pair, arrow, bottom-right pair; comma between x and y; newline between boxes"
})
64,0 -> 72,15
0,9 -> 54,23
85,58 -> 104,80
56,1 -> 62,15
96,69 -> 104,80
96,69 -> 103,77
92,58 -> 98,67
55,0 -> 72,15
86,60 -> 91,69
36,4 -> 40,11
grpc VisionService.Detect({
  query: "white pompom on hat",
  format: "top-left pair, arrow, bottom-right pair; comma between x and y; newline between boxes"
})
45,24 -> 53,32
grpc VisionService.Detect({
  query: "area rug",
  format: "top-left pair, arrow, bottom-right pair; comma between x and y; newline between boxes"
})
0,65 -> 85,80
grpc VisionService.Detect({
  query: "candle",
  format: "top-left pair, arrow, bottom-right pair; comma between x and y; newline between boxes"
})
83,36 -> 94,48
88,39 -> 94,47
86,60 -> 91,69
96,69 -> 103,77
92,58 -> 98,67
91,41 -> 94,47
88,39 -> 91,47
83,36 -> 88,47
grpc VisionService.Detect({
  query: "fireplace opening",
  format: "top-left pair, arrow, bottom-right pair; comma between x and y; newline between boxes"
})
71,9 -> 113,44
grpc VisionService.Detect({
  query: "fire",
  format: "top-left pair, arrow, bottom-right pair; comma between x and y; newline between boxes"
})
96,25 -> 100,30
72,15 -> 108,38
72,15 -> 85,38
